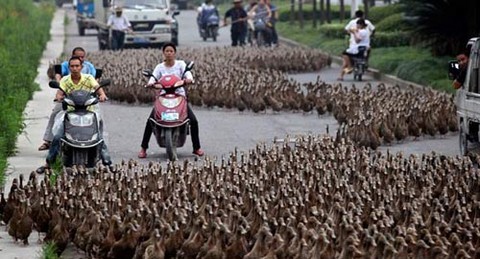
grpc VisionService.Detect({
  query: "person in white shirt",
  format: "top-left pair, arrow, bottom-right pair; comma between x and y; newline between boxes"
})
107,6 -> 132,51
338,19 -> 370,80
345,10 -> 375,46
138,43 -> 204,159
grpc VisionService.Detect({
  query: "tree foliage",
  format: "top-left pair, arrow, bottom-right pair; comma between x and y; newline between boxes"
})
402,0 -> 480,56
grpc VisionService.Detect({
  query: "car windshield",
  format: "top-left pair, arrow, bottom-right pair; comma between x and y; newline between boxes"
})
122,0 -> 168,8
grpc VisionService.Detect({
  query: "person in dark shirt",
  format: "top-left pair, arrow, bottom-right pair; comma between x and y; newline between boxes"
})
224,0 -> 248,46
266,0 -> 278,45
452,52 -> 469,89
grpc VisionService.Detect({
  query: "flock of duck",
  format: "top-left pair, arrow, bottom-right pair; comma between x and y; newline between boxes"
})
87,46 -> 457,149
1,135 -> 479,258
8,46 -> 463,258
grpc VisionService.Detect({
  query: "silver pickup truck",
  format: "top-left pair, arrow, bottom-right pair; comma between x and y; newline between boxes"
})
452,37 -> 480,155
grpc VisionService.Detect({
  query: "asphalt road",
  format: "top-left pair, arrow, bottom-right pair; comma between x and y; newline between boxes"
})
61,5 -> 459,165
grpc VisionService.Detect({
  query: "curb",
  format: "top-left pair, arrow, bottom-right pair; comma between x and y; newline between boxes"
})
279,36 -> 426,89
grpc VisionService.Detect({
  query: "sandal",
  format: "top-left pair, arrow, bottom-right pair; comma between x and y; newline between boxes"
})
344,67 -> 354,74
38,142 -> 50,151
138,149 -> 147,159
192,149 -> 204,156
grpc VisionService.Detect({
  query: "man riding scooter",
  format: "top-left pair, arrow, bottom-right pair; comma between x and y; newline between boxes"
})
36,56 -> 110,173
197,0 -> 219,40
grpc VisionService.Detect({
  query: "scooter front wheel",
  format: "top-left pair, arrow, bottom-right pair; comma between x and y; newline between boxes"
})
164,128 -> 177,161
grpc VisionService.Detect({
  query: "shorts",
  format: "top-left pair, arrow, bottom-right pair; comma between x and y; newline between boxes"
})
342,49 -> 362,58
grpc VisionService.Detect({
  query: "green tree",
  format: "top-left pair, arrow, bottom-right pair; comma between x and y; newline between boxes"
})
402,0 -> 480,56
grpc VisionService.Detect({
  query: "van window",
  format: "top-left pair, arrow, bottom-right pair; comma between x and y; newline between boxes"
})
468,42 -> 479,93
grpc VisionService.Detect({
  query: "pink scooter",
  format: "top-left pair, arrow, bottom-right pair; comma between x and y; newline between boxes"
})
142,61 -> 194,161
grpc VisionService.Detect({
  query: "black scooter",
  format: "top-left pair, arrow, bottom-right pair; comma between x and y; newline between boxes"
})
352,46 -> 368,81
48,79 -> 110,167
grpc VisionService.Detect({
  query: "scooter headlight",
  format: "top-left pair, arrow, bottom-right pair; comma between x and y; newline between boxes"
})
160,97 -> 182,108
90,133 -> 99,141
65,132 -> 74,141
67,113 -> 94,126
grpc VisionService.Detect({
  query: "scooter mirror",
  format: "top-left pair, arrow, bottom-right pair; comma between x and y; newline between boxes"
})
142,69 -> 153,77
448,60 -> 460,80
99,79 -> 111,87
49,80 -> 60,89
185,61 -> 194,71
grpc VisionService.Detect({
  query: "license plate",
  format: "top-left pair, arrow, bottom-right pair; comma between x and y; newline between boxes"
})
133,37 -> 149,43
161,112 -> 179,121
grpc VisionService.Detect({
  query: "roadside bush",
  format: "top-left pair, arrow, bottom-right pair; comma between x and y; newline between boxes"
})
0,0 -> 54,185
395,58 -> 449,86
278,5 -> 351,22
318,23 -> 346,39
371,31 -> 411,48
367,3 -> 404,23
316,38 -> 347,56
375,13 -> 410,32
368,46 -> 427,74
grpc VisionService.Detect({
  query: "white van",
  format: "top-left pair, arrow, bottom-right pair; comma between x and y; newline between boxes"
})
452,37 -> 480,155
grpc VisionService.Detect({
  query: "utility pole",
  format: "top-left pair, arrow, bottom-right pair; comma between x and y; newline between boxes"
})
290,0 -> 295,24
350,0 -> 359,18
299,0 -> 304,30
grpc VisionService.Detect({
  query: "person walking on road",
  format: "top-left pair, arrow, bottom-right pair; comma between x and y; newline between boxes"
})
265,0 -> 278,46
224,0 -> 248,46
107,6 -> 132,51
38,47 -> 96,151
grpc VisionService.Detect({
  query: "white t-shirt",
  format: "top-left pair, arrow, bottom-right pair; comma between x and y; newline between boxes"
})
107,15 -> 131,31
346,28 -> 370,54
345,18 -> 375,45
149,60 -> 194,96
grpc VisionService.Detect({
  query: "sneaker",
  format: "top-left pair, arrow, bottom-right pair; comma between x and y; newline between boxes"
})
138,149 -> 147,159
192,149 -> 204,156
36,165 -> 49,174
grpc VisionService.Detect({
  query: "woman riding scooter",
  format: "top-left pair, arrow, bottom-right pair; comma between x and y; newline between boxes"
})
138,42 -> 204,158
338,19 -> 370,81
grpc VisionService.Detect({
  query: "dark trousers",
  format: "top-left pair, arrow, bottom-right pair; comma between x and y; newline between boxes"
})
231,28 -> 247,46
271,25 -> 278,44
111,30 -> 125,51
141,104 -> 201,150
254,27 -> 272,46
